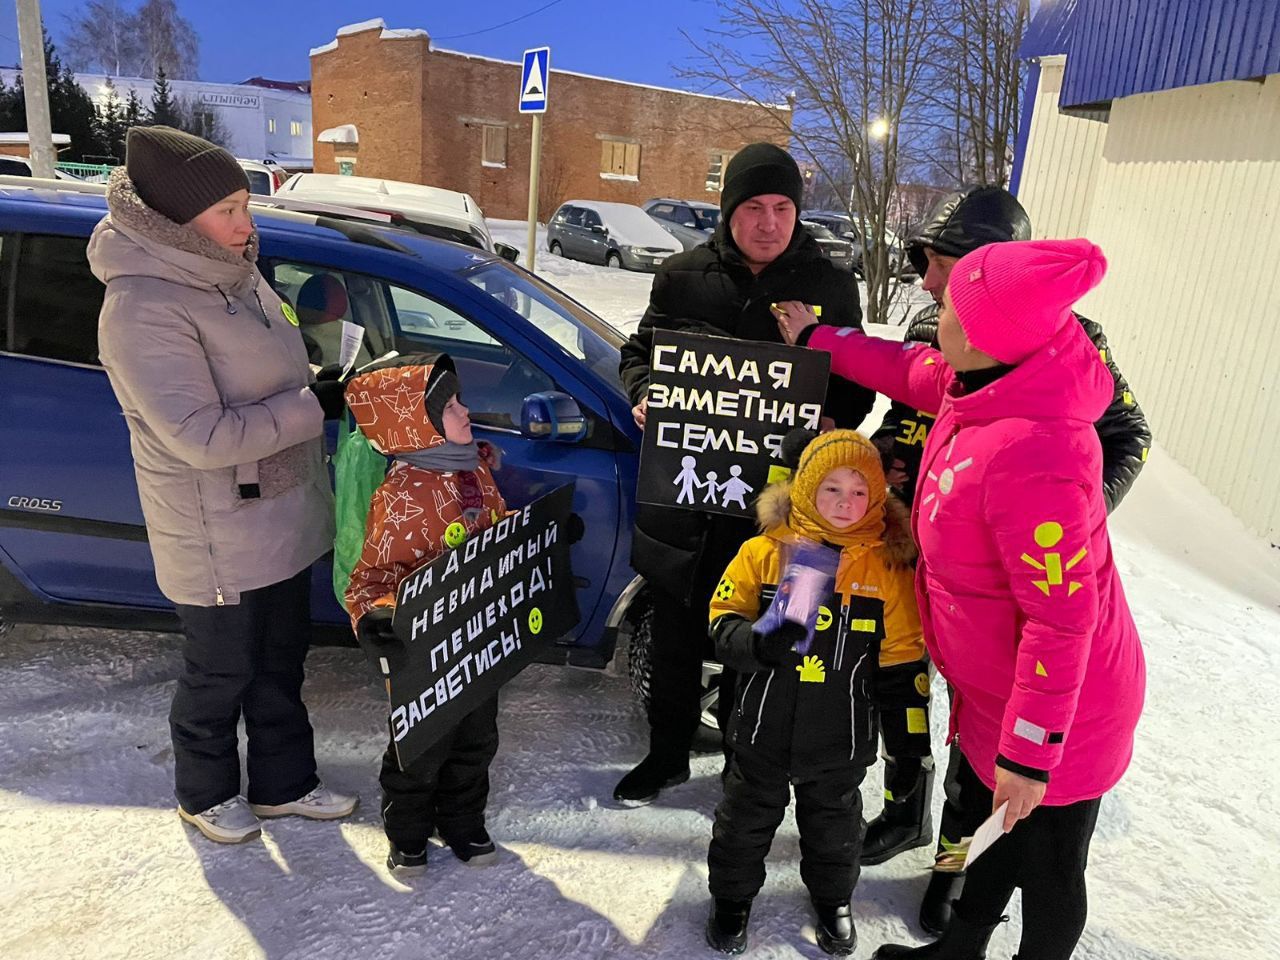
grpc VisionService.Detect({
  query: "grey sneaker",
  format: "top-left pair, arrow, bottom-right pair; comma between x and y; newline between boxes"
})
250,782 -> 358,820
178,796 -> 262,844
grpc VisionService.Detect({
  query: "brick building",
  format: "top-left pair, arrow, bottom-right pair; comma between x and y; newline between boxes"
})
309,19 -> 792,220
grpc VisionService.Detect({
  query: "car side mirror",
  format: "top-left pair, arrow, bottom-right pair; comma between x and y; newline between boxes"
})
520,391 -> 588,443
590,224 -> 606,235
494,242 -> 520,262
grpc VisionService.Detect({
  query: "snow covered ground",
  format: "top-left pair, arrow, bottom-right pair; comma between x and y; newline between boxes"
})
2,252 -> 1279,960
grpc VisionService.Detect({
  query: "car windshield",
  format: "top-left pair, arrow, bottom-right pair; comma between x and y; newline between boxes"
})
461,259 -> 624,386
692,207 -> 719,230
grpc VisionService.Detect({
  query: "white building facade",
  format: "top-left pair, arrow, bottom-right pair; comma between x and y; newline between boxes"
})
0,70 -> 313,167
1012,0 -> 1280,544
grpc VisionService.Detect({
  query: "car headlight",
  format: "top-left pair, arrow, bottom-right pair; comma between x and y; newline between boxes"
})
619,245 -> 635,255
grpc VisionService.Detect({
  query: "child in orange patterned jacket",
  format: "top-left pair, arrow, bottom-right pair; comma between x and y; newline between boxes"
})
344,355 -> 507,876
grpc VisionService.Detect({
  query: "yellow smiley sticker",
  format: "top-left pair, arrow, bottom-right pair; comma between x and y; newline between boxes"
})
914,672 -> 931,697
815,605 -> 833,631
444,522 -> 467,549
528,607 -> 543,634
280,302 -> 300,327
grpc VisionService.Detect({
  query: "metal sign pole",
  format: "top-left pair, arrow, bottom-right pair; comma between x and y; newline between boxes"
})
16,0 -> 56,179
526,112 -> 543,272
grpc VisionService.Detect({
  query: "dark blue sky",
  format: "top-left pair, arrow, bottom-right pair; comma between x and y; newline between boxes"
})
3,0 -> 730,90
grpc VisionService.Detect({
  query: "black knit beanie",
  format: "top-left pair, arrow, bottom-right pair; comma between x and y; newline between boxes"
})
424,366 -> 460,436
125,126 -> 250,225
720,143 -> 804,226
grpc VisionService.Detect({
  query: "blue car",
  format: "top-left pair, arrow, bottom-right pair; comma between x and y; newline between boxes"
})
0,180 -> 647,670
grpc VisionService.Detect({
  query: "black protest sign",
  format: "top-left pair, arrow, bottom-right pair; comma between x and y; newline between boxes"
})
385,483 -> 579,770
637,330 -> 831,517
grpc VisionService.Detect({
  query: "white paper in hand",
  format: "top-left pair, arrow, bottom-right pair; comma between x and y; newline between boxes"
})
338,320 -> 365,379
964,801 -> 1010,869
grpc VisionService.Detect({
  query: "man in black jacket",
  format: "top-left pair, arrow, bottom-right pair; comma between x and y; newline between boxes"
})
615,143 -> 875,805
860,185 -> 1153,935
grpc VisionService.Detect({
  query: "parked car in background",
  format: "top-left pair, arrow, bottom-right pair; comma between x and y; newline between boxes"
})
800,219 -> 856,271
547,200 -> 681,271
801,209 -> 917,280
271,173 -> 511,257
237,158 -> 289,195
643,198 -> 720,234
0,177 -> 648,672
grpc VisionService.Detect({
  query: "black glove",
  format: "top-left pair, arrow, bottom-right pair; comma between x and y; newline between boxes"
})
355,609 -> 402,675
315,363 -> 344,382
566,512 -> 585,544
752,620 -> 807,667
309,379 -> 346,420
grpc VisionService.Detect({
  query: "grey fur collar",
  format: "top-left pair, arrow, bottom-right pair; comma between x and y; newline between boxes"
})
105,167 -> 259,268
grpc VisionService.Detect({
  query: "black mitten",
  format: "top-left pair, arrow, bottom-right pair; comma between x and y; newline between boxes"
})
753,620 -> 807,667
314,363 -> 344,382
308,379 -> 346,420
356,608 -> 402,675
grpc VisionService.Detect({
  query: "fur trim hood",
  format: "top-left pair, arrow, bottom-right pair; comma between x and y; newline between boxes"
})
757,479 -> 917,566
88,168 -> 259,293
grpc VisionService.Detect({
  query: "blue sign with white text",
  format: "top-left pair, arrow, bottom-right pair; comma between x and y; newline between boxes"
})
519,47 -> 550,113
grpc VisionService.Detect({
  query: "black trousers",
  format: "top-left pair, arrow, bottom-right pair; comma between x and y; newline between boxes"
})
380,694 -> 499,852
709,751 -> 867,904
950,755 -> 1102,960
647,588 -> 717,758
170,568 -> 319,814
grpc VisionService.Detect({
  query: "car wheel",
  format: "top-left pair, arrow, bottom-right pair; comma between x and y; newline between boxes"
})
549,240 -> 563,257
625,590 -> 722,742
606,251 -> 623,269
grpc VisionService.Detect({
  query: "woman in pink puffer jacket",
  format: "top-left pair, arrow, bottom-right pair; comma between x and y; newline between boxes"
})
777,238 -> 1145,960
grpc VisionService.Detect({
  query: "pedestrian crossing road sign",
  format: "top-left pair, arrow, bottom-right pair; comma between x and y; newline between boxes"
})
520,47 -> 550,113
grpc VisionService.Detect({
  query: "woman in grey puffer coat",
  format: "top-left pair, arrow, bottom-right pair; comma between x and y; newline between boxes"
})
88,126 -> 356,844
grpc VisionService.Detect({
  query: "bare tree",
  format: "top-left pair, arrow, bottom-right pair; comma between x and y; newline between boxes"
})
62,1 -> 144,76
929,0 -> 1028,186
538,152 -> 569,224
136,0 -> 199,79
684,0 -> 942,325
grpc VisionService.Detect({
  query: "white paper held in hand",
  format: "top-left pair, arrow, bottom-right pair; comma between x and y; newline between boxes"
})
338,320 -> 365,379
964,801 -> 1010,868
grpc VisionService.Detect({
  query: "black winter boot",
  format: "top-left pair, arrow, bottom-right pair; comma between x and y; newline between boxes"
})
919,869 -> 965,936
386,843 -> 428,878
813,901 -> 857,956
872,903 -> 1005,959
861,757 -> 935,865
705,898 -> 752,954
613,751 -> 690,806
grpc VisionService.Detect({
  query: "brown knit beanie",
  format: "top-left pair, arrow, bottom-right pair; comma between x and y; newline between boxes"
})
125,126 -> 250,225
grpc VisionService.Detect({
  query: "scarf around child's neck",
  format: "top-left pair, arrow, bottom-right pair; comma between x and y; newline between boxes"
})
395,441 -> 480,473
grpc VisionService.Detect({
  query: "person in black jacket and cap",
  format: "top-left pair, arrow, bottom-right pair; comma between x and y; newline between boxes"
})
860,184 -> 1152,936
615,142 -> 876,805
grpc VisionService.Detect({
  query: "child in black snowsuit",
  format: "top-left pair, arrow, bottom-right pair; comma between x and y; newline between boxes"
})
705,431 -> 931,955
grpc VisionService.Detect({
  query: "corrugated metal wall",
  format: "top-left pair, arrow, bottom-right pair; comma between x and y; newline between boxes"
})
1016,57 -> 1108,240
1074,74 -> 1280,542
1062,0 -> 1280,108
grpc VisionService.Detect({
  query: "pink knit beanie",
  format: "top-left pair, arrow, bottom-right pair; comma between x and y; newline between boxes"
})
947,238 -> 1108,364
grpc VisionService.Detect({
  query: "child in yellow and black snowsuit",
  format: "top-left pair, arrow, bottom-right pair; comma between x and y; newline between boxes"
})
704,430 -> 931,957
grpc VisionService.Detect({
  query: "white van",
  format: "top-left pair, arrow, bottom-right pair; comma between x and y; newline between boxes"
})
274,173 -> 501,253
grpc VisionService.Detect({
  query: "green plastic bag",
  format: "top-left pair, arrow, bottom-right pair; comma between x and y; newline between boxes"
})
332,412 -> 389,611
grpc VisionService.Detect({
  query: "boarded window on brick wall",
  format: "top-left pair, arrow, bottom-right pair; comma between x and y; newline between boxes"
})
600,139 -> 640,180
482,125 -> 507,167
706,151 -> 730,192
